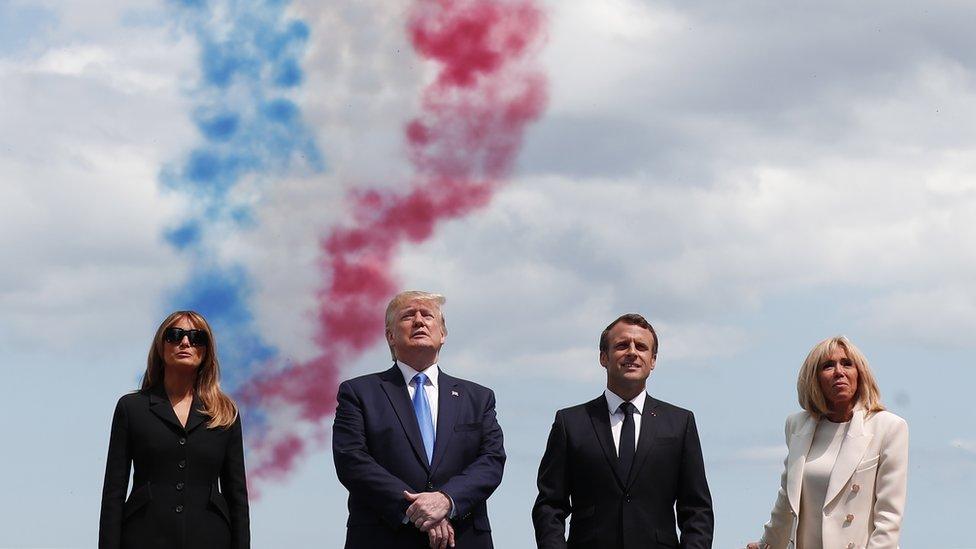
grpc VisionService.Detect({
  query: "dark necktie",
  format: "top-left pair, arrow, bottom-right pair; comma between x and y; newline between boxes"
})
617,402 -> 637,480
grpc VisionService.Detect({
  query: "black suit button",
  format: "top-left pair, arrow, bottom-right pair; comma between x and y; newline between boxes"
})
178,460 -> 186,469
175,505 -> 184,513
176,482 -> 184,491
179,438 -> 186,445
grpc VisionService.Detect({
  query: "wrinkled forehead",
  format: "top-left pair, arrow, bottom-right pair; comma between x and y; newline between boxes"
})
609,321 -> 654,342
395,298 -> 442,316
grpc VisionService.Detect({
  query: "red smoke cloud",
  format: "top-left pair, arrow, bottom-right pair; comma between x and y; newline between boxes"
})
242,0 -> 547,485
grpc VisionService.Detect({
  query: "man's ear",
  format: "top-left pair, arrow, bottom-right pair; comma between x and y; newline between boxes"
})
385,328 -> 395,347
599,352 -> 609,368
649,355 -> 657,370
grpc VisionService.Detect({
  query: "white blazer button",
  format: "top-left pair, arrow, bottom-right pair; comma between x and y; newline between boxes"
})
847,543 -> 854,549
846,513 -> 855,522
851,483 -> 860,493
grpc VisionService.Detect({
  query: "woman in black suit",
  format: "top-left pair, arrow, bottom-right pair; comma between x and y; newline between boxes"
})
99,311 -> 250,549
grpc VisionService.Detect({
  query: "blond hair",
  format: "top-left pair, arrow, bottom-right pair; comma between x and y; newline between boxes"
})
796,335 -> 885,418
384,291 -> 447,360
141,311 -> 239,429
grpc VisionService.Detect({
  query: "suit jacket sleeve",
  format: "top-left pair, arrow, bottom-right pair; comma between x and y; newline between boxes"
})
531,410 -> 570,549
866,416 -> 909,549
332,380 -> 415,527
759,416 -> 797,549
220,416 -> 250,549
99,397 -> 131,549
438,388 -> 506,518
676,411 -> 714,549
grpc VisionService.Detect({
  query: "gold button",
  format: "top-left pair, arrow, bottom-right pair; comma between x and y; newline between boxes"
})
851,483 -> 860,493
846,513 -> 855,522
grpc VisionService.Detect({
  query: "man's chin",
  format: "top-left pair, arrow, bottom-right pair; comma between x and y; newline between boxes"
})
395,342 -> 438,358
621,372 -> 649,383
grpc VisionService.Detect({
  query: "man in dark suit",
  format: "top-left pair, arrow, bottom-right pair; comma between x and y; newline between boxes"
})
532,313 -> 713,549
333,291 -> 505,549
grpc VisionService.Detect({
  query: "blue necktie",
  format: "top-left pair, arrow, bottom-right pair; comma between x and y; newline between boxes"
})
411,373 -> 435,463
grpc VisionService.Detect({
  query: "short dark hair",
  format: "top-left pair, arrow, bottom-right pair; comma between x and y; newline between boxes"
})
599,313 -> 658,357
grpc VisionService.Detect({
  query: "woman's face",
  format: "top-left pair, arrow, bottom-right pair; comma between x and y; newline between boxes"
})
161,316 -> 207,373
817,346 -> 859,411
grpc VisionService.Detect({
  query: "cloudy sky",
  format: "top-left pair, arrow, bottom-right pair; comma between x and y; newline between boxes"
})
2,0 -> 975,547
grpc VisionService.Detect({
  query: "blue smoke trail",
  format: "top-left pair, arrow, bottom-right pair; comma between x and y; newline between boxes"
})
161,0 -> 324,391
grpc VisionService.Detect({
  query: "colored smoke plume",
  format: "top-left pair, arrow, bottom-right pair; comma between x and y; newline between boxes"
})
162,0 -> 322,390
240,0 -> 548,485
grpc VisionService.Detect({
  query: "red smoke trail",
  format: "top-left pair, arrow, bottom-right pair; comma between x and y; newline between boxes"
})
241,0 -> 547,485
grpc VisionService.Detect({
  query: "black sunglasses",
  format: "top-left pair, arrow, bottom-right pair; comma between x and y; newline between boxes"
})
163,327 -> 209,347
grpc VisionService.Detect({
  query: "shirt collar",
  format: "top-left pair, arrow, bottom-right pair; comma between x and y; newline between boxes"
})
604,388 -> 646,415
397,360 -> 440,388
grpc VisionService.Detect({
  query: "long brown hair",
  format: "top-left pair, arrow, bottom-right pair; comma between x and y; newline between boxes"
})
141,310 -> 239,429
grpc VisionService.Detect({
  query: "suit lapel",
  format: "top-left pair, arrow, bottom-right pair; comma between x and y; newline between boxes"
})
786,414 -> 817,514
379,364 -> 431,471
824,409 -> 873,506
625,395 -> 660,488
148,385 -> 185,431
430,372 -> 459,474
185,394 -> 208,433
586,396 -> 625,489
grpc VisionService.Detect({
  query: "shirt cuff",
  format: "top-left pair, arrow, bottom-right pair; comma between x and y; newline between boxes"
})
445,493 -> 456,519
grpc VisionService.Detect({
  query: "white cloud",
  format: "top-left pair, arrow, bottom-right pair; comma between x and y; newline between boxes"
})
0,2 -> 196,350
541,0 -> 686,117
514,0 -> 976,349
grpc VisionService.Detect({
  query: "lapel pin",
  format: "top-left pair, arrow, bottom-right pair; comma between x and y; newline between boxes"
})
451,390 -> 459,397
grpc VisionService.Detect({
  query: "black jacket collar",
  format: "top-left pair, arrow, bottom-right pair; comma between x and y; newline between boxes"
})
147,383 -> 208,433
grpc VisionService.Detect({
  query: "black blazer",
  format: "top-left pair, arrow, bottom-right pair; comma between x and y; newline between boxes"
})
332,365 -> 505,549
533,394 -> 713,549
99,386 -> 249,549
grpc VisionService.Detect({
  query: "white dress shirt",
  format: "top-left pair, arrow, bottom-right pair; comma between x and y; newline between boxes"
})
604,388 -> 646,455
396,361 -> 455,520
398,361 -> 440,428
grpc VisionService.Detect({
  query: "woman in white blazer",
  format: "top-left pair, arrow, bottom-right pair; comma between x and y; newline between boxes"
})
747,336 -> 908,549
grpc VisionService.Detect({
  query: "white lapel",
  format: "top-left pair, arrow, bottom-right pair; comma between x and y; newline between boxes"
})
824,408 -> 873,507
786,413 -> 817,514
